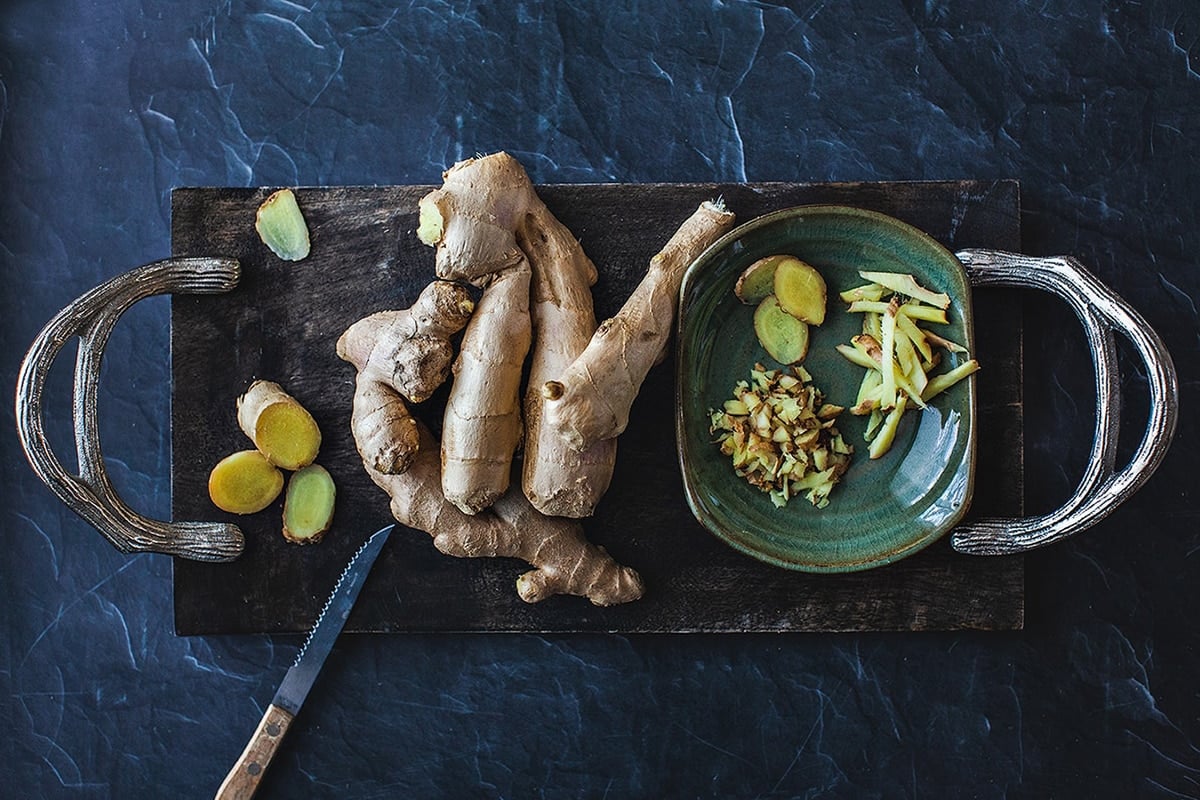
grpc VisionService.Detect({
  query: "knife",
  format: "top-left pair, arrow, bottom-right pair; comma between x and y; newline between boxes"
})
215,524 -> 394,800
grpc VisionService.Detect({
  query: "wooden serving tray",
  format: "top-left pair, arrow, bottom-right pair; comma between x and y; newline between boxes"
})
171,180 -> 1023,635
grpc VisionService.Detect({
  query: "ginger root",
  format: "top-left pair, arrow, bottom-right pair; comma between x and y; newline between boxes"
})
208,450 -> 284,514
337,280 -> 475,474
360,387 -> 643,606
336,280 -> 475,404
237,380 -> 322,470
514,165 -> 614,518
418,154 -> 541,514
338,153 -> 744,603
541,200 -> 736,451
439,263 -> 532,513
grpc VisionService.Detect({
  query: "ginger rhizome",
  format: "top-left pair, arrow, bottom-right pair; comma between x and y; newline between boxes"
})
340,152 -> 738,604
439,264 -> 531,514
336,280 -> 475,475
512,163 -> 614,518
541,200 -> 736,451
418,154 -> 538,514
337,283 -> 643,605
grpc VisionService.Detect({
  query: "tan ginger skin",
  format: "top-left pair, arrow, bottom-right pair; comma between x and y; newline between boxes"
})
419,155 -> 535,514
338,276 -> 644,605
439,262 -> 531,513
542,200 -> 736,451
364,418 -> 644,606
512,163 -> 615,518
336,280 -> 475,475
419,152 -> 616,518
337,152 -> 739,604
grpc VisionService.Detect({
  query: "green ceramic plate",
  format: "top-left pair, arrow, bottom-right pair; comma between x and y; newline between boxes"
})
676,206 -> 977,572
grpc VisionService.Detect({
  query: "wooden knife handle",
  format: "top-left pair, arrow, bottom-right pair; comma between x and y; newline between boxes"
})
214,703 -> 295,800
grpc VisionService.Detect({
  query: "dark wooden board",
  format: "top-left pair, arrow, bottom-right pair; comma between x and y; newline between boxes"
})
171,180 -> 1024,635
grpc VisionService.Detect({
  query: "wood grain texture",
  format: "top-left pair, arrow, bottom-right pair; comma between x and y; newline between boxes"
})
172,181 -> 1023,634
214,703 -> 294,800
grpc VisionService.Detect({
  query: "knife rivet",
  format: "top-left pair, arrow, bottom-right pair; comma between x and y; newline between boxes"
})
266,723 -> 281,737
247,762 -> 262,776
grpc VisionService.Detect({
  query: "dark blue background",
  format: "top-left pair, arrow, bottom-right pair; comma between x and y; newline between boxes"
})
3,1 -> 1197,797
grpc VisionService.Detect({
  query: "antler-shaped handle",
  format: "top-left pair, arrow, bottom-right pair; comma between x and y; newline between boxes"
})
16,257 -> 245,562
951,249 -> 1178,555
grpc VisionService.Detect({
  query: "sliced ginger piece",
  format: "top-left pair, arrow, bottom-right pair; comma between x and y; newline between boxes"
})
209,450 -> 284,514
773,257 -> 827,325
237,380 -> 322,470
734,254 -> 788,304
753,295 -> 810,364
255,188 -> 310,261
282,464 -> 336,544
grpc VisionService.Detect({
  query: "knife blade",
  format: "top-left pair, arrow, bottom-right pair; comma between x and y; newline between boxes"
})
215,524 -> 394,800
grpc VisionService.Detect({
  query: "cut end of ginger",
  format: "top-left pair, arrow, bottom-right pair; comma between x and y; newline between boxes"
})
282,464 -> 336,544
237,380 -> 322,470
416,196 -> 445,246
254,402 -> 322,470
209,450 -> 284,514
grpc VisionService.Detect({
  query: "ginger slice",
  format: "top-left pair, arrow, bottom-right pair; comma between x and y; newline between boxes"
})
541,200 -> 736,452
773,257 -> 827,325
753,295 -> 810,365
734,254 -> 788,305
255,188 -> 310,261
236,381 -> 322,471
282,464 -> 336,544
208,450 -> 284,514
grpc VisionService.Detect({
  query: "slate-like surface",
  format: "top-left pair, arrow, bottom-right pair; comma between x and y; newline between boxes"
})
171,180 -> 1022,635
3,2 -> 1198,798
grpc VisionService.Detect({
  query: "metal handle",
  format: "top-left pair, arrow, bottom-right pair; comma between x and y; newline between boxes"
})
951,249 -> 1178,556
15,257 -> 245,562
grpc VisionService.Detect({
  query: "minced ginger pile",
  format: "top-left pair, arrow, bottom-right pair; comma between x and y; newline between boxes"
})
709,364 -> 852,509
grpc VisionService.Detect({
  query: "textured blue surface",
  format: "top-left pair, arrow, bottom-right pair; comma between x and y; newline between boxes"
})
2,1 -> 1198,797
